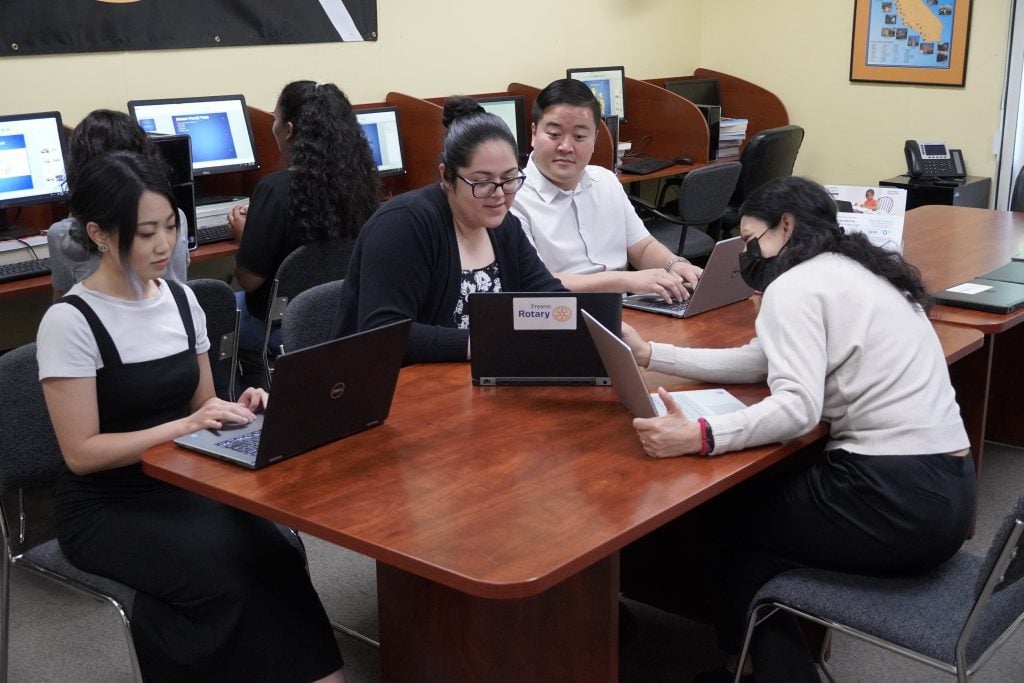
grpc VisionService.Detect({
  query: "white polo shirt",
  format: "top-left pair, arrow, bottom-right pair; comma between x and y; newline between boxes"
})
511,156 -> 650,274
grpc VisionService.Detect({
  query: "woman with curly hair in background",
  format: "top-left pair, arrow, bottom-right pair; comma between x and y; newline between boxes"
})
228,80 -> 380,356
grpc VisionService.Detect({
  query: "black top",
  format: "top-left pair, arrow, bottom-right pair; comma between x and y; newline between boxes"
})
235,170 -> 306,319
336,184 -> 565,364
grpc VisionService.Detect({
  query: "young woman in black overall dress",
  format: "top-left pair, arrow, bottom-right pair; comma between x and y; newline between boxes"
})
36,152 -> 347,682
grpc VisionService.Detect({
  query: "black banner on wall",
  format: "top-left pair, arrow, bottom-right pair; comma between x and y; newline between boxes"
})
0,0 -> 377,57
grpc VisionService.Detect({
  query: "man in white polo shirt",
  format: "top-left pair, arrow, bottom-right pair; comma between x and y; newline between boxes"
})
512,78 -> 701,302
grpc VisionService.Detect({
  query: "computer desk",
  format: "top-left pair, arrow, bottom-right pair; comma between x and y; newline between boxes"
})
141,301 -> 981,681
901,205 -> 1024,458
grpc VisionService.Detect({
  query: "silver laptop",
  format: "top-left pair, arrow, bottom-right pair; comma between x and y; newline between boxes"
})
174,319 -> 411,469
581,310 -> 745,419
623,236 -> 754,318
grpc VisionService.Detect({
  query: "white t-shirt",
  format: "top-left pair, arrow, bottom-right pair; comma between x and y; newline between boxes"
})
37,280 -> 211,379
511,156 -> 649,274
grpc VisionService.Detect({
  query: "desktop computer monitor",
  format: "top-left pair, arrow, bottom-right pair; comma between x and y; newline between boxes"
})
355,106 -> 406,177
566,66 -> 627,122
664,78 -> 722,109
127,94 -> 259,177
0,111 -> 69,238
476,96 -> 528,158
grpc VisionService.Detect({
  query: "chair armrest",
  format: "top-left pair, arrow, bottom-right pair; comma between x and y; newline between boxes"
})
627,194 -> 685,226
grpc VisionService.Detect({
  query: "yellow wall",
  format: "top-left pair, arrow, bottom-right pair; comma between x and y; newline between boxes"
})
0,0 -> 1010,191
0,1 -> 703,119
700,1 -> 1011,188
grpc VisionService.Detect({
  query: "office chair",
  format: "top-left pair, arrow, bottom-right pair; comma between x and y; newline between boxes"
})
630,162 -> 742,265
736,494 -> 1024,683
0,343 -> 142,682
281,280 -> 346,353
187,278 -> 239,401
260,240 -> 353,387
1011,168 -> 1024,212
720,125 -> 805,236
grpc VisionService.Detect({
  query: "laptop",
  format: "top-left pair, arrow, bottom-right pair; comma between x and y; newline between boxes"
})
934,279 -> 1024,314
468,292 -> 622,386
623,236 -> 754,318
581,310 -> 745,419
174,319 -> 411,469
978,262 -> 1024,285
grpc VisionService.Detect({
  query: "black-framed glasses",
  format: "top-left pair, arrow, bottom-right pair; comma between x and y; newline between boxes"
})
455,174 -> 526,198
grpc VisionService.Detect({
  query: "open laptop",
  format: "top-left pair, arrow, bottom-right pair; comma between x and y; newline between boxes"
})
623,236 -> 754,318
934,279 -> 1024,315
468,292 -> 622,385
581,310 -> 745,419
174,319 -> 411,469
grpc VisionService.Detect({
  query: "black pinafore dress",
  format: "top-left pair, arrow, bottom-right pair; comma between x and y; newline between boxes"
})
54,281 -> 342,683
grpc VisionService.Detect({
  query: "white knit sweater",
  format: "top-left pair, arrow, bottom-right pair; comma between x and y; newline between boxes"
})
647,253 -> 969,456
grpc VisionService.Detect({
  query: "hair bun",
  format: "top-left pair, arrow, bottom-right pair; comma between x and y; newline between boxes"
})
442,97 -> 485,129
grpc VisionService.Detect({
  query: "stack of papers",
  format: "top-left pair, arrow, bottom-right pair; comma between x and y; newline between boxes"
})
717,117 -> 748,158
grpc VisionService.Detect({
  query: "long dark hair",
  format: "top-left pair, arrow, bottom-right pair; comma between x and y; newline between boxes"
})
739,176 -> 932,310
69,151 -> 179,287
276,80 -> 380,241
439,96 -> 518,182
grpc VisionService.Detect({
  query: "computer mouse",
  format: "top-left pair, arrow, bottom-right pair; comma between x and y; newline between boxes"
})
673,156 -> 694,165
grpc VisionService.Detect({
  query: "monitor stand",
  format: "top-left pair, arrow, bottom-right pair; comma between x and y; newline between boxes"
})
0,211 -> 40,241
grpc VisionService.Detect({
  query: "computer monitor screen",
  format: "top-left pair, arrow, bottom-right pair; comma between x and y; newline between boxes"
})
476,96 -> 528,157
355,106 -> 405,177
127,95 -> 259,177
566,66 -> 627,121
0,111 -> 68,211
664,78 -> 722,108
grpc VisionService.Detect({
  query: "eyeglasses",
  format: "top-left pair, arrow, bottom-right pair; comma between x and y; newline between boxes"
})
455,174 -> 526,198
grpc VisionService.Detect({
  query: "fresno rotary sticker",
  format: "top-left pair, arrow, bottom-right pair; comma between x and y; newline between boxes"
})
552,305 -> 573,323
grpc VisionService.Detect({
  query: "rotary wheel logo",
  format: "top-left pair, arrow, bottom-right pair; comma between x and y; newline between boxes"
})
330,382 -> 346,399
552,305 -> 573,323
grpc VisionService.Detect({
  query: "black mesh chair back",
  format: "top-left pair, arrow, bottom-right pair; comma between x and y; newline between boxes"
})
722,125 -> 804,233
281,280 -> 346,354
1011,167 -> 1024,212
187,278 -> 239,401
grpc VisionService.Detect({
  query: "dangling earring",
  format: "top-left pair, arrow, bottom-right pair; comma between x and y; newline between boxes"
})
97,243 -> 109,253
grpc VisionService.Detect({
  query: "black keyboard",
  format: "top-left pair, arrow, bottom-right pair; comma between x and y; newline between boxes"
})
618,156 -> 676,175
0,257 -> 51,284
217,430 -> 263,456
196,223 -> 233,245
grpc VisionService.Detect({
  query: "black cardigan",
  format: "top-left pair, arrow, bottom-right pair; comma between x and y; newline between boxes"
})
335,184 -> 565,363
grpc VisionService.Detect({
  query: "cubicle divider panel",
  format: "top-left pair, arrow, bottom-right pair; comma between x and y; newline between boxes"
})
693,68 -> 789,150
620,78 -> 709,164
385,92 -> 444,193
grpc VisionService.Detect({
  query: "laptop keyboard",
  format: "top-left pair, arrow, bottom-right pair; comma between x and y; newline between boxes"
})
637,297 -> 690,313
217,430 -> 263,456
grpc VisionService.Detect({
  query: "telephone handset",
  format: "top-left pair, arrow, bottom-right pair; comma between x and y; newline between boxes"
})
904,140 -> 966,179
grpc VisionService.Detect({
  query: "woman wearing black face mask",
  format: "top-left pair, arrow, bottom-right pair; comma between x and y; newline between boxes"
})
619,177 -> 974,683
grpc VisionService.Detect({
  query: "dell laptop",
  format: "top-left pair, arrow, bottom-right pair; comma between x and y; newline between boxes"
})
977,262 -> 1024,285
174,319 -> 411,469
623,236 -> 754,318
581,310 -> 745,419
468,292 -> 622,385
934,279 -> 1024,315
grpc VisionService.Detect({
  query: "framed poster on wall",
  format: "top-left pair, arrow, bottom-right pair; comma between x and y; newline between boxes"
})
850,0 -> 972,86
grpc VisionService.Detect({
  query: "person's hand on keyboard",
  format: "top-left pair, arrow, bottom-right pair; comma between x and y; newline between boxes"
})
625,268 -> 691,303
227,203 -> 249,240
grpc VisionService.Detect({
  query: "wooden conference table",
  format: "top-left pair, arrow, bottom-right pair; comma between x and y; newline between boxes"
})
143,294 -> 982,681
901,205 -> 1024,458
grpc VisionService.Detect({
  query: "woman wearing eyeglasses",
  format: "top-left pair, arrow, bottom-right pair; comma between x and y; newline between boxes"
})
335,97 -> 565,363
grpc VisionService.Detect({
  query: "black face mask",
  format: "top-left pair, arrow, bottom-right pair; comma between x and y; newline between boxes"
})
738,234 -> 785,292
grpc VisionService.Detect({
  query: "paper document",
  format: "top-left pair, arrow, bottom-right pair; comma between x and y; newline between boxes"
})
651,388 -> 746,419
824,184 -> 907,253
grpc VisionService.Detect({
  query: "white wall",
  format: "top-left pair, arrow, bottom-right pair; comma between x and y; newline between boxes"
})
699,1 -> 1012,192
